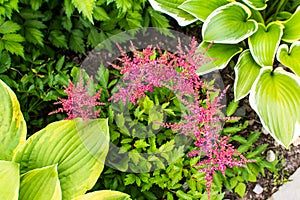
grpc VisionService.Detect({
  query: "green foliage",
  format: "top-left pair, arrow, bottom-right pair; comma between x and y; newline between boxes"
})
0,79 -> 130,199
149,0 -> 300,148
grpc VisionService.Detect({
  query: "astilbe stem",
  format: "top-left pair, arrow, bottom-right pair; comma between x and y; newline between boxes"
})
109,38 -> 250,199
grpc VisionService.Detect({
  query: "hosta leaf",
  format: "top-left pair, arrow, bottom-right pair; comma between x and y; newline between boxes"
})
20,165 -> 62,200
25,27 -> 44,46
148,0 -> 197,26
277,42 -> 300,76
241,0 -> 268,10
73,190 -> 131,200
2,34 -> 24,42
13,118 -> 110,199
196,42 -> 243,75
0,21 -> 20,34
4,40 -> 24,57
69,29 -> 85,53
71,0 -> 95,23
202,2 -> 258,44
49,30 -> 68,49
0,161 -> 19,200
234,50 -> 261,101
282,6 -> 300,42
178,0 -> 228,21
249,67 -> 300,148
248,22 -> 284,66
0,79 -> 26,161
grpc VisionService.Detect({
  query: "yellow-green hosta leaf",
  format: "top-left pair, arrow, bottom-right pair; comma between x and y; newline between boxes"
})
71,0 -> 95,23
0,79 -> 26,161
248,22 -> 284,66
234,50 -> 261,101
241,0 -> 268,10
0,160 -> 19,200
249,67 -> 300,148
178,0 -> 228,22
20,165 -> 62,200
148,0 -> 197,26
277,42 -> 300,76
196,42 -> 243,75
202,2 -> 258,44
73,190 -> 131,200
13,118 -> 110,199
282,6 -> 300,42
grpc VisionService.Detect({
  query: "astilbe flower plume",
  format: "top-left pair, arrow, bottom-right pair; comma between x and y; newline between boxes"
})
110,38 -> 250,199
49,72 -> 105,121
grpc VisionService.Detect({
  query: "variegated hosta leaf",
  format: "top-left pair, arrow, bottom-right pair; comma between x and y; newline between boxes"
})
241,0 -> 268,10
178,0 -> 228,22
20,165 -> 62,200
248,22 -> 284,66
234,50 -> 261,101
249,67 -> 300,148
0,160 -> 19,200
196,42 -> 243,75
148,0 -> 197,26
282,5 -> 300,42
73,190 -> 131,200
0,79 -> 26,161
13,118 -> 110,200
277,41 -> 300,76
202,2 -> 258,44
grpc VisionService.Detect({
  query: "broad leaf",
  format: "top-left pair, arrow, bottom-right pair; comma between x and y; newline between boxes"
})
241,0 -> 268,10
20,165 -> 62,200
282,6 -> 300,42
277,41 -> 300,76
71,0 -> 95,23
0,161 -> 19,200
148,0 -> 197,26
234,50 -> 261,101
202,2 -> 258,44
248,22 -> 284,66
73,190 -> 131,200
196,42 -> 243,75
0,79 -> 26,161
13,118 -> 110,199
178,0 -> 228,21
249,67 -> 300,148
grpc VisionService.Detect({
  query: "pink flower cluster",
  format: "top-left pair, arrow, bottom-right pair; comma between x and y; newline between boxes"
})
109,38 -> 249,198
49,72 -> 105,121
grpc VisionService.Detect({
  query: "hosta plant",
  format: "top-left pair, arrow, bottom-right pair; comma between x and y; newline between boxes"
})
149,0 -> 300,148
0,78 -> 130,200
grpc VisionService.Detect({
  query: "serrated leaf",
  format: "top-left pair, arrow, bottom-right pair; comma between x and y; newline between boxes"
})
197,42 -> 243,75
249,67 -> 300,148
226,100 -> 239,116
64,0 -> 75,18
73,190 -> 131,200
178,0 -> 228,21
0,51 -> 11,73
24,20 -> 47,29
248,22 -> 284,66
2,34 -> 24,42
277,41 -> 300,76
93,6 -> 110,21
234,50 -> 261,101
71,0 -> 95,23
148,8 -> 171,31
134,139 -> 150,149
30,0 -> 43,10
241,0 -> 268,10
114,0 -> 132,13
124,174 -> 136,185
0,21 -> 21,34
282,6 -> 300,42
25,27 -> 44,46
148,0 -> 197,26
202,2 -> 258,44
49,30 -> 68,49
0,161 -> 19,200
4,40 -> 24,57
20,165 -> 62,200
69,29 -> 85,53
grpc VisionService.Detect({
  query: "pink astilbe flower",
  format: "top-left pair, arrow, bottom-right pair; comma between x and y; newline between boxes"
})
109,38 -> 250,199
49,72 -> 105,121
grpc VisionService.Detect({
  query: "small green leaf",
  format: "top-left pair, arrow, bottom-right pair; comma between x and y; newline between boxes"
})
64,0 -> 75,18
234,50 -> 261,101
49,30 -> 68,49
248,22 -> 284,66
282,6 -> 300,42
202,2 -> 258,44
0,51 -> 11,73
148,0 -> 197,26
249,67 -> 300,148
2,34 -> 24,42
226,100 -> 239,116
134,139 -> 149,149
71,0 -> 95,23
69,29 -> 85,53
0,161 -> 19,200
93,6 -> 110,21
178,0 -> 228,21
241,0 -> 268,10
277,41 -> 300,76
229,177 -> 238,189
0,21 -> 20,34
25,27 -> 44,46
234,182 -> 246,197
3,41 -> 24,57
